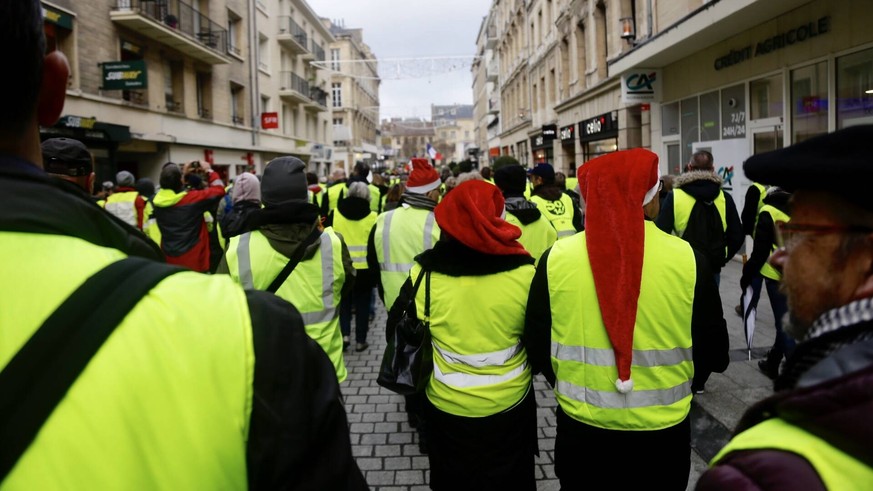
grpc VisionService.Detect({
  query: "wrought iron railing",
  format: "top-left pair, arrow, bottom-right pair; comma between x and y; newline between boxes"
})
309,87 -> 328,107
281,71 -> 310,95
114,0 -> 228,55
278,16 -> 308,50
312,41 -> 325,62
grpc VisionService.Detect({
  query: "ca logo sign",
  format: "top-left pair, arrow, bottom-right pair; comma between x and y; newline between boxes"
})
626,72 -> 656,93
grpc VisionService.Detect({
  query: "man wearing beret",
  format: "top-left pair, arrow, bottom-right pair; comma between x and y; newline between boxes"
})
698,125 -> 873,489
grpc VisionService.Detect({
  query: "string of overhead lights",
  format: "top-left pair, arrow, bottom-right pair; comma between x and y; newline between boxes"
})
311,55 -> 480,81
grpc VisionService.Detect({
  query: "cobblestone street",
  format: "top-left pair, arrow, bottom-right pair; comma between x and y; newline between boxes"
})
340,259 -> 778,490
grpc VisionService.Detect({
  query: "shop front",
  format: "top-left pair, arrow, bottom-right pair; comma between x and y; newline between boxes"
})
579,111 -> 619,163
40,115 -> 132,184
530,124 -> 557,165
558,123 -> 577,174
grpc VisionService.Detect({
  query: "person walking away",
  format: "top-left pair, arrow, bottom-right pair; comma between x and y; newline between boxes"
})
0,3 -> 365,488
739,187 -> 794,379
656,150 -> 744,286
330,182 -> 378,352
389,180 -> 537,489
367,157 -> 442,450
219,157 -> 353,383
218,172 -> 261,247
134,177 -> 161,245
494,161 -> 557,264
525,149 -> 729,490
320,168 -> 348,221
104,170 -> 147,231
528,163 -> 582,239
698,125 -> 873,490
153,162 -> 225,272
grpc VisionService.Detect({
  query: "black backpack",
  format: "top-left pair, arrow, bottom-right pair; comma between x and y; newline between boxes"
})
681,199 -> 727,270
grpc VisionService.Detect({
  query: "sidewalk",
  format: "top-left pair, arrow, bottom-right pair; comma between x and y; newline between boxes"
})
339,258 -> 780,490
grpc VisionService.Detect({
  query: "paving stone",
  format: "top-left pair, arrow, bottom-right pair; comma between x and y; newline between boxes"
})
375,444 -> 402,457
363,412 -> 386,423
361,433 -> 387,445
388,432 -> 413,444
356,457 -> 383,471
384,457 -> 411,470
349,422 -> 375,433
366,471 -> 395,486
374,422 -> 398,433
395,470 -> 425,485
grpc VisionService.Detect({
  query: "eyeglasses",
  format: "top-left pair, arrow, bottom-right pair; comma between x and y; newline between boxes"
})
774,221 -> 873,252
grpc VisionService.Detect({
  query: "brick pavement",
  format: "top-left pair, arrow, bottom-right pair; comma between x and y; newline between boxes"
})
340,259 -> 778,490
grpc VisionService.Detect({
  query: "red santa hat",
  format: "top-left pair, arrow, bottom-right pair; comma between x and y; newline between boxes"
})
406,158 -> 441,194
577,148 -> 660,393
434,180 -> 529,256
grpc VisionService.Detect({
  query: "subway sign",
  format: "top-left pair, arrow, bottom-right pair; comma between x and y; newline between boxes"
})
101,60 -> 147,90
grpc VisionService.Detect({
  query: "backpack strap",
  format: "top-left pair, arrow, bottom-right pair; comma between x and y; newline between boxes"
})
266,226 -> 322,293
0,257 -> 184,480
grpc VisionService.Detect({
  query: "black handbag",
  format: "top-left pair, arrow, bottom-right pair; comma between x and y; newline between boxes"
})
377,268 -> 432,395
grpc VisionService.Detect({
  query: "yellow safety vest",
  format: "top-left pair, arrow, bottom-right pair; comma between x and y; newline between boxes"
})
566,177 -> 579,193
711,417 -> 873,489
1,233 -> 251,490
333,210 -> 377,270
504,212 -> 557,265
750,182 -> 768,238
142,201 -> 162,245
416,262 -> 535,417
547,222 -> 696,430
373,206 -> 440,311
530,194 -> 577,239
672,188 -> 727,237
104,191 -> 140,229
225,229 -> 348,382
758,205 -> 789,281
324,183 -> 347,216
368,184 -> 382,213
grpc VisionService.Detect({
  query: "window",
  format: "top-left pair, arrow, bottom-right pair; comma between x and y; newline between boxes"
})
227,11 -> 242,56
121,40 -> 146,105
575,22 -> 587,86
230,83 -> 245,125
261,95 -> 270,113
837,47 -> 873,129
661,102 -> 679,136
164,59 -> 183,113
750,74 -> 783,121
679,96 -> 698,165
332,82 -> 342,107
196,72 -> 212,119
791,61 -> 828,143
258,33 -> 269,72
595,2 -> 607,80
331,48 -> 341,71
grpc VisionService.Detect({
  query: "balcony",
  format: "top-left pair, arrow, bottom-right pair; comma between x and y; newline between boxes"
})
485,23 -> 497,48
277,16 -> 308,55
279,71 -> 310,104
488,95 -> 500,114
305,87 -> 328,112
486,59 -> 498,82
311,41 -> 325,62
111,0 -> 230,65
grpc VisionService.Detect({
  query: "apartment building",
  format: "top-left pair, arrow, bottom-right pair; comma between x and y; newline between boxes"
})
327,20 -> 381,175
472,11 -> 500,165
39,0 -> 344,184
380,118 -> 435,165
482,0 -> 873,216
431,104 -> 475,163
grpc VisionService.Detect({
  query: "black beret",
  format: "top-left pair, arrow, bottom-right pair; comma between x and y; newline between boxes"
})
744,125 -> 873,210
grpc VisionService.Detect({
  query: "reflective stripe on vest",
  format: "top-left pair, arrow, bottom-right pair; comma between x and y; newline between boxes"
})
104,191 -> 139,228
375,207 -> 439,310
530,194 -> 576,239
672,188 -> 727,237
332,209 -> 377,270
2,233 -> 251,489
711,417 -> 873,489
227,230 -> 347,382
759,205 -> 790,281
546,222 -> 695,430
419,262 -> 535,418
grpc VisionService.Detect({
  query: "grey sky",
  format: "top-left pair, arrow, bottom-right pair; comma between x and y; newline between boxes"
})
306,0 -> 492,120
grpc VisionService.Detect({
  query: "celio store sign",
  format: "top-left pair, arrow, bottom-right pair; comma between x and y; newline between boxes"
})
714,16 -> 831,71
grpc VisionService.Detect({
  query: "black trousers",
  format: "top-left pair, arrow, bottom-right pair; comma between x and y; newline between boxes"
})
340,268 -> 372,343
555,406 -> 690,490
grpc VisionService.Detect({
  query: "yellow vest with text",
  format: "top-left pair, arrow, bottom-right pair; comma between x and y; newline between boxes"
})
0,233 -> 252,490
104,191 -> 140,229
417,262 -> 535,417
711,417 -> 873,489
758,205 -> 789,281
333,210 -> 377,270
225,229 -> 348,382
547,222 -> 696,430
373,206 -> 440,310
531,193 -> 576,239
505,212 -> 557,265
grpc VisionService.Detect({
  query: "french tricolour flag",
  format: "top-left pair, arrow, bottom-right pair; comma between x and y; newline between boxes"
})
426,143 -> 442,161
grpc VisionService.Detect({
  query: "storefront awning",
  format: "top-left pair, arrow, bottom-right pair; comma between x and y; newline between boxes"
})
41,115 -> 131,144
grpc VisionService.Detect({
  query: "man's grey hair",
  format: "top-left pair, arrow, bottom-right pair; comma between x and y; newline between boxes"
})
348,181 -> 371,202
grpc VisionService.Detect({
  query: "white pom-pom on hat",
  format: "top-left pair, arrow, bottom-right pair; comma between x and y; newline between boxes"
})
615,378 -> 634,394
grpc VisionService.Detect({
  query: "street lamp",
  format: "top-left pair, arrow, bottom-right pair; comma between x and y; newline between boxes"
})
620,17 -> 636,43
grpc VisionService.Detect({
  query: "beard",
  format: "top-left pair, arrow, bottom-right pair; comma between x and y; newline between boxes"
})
784,310 -> 811,341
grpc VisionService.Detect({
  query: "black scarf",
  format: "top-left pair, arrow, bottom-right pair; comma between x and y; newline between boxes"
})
399,191 -> 437,211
